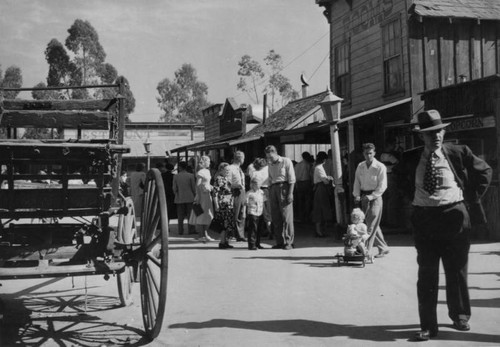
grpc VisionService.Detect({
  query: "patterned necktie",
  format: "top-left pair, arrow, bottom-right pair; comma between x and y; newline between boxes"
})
423,152 -> 438,195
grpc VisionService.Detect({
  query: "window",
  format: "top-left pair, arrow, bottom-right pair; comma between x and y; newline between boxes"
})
334,41 -> 351,102
382,19 -> 403,94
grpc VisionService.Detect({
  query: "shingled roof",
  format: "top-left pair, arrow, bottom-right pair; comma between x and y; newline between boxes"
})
410,0 -> 500,20
243,90 -> 328,138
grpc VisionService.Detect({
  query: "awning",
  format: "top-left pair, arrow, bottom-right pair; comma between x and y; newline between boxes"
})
338,97 -> 412,124
186,133 -> 241,152
228,135 -> 263,146
267,98 -> 412,145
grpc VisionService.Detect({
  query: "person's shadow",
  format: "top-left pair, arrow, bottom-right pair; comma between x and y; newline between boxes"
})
169,318 -> 500,344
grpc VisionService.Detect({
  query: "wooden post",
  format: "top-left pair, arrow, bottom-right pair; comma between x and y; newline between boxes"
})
112,78 -> 125,203
348,120 -> 356,209
329,121 -> 346,226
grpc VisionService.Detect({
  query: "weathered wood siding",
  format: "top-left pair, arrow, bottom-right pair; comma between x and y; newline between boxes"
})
329,0 -> 410,117
409,18 -> 500,95
202,105 -> 221,139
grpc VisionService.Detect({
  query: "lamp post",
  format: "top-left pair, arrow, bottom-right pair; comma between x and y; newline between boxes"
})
319,89 -> 346,226
143,139 -> 152,171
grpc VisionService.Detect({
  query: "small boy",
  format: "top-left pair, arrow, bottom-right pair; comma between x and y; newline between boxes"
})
245,176 -> 265,250
344,208 -> 369,256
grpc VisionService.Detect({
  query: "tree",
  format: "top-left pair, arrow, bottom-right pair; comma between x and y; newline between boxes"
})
0,65 -> 23,99
31,82 -> 60,100
65,19 -> 106,87
237,55 -> 265,104
236,50 -> 299,113
40,20 -> 136,119
157,63 -> 210,124
264,49 -> 298,113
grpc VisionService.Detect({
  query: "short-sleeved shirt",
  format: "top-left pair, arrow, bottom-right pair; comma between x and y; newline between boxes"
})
268,156 -> 296,185
294,160 -> 311,181
251,166 -> 269,188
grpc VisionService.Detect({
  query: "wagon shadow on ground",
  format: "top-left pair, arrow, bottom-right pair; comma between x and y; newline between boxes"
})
169,318 -> 500,344
0,278 -> 150,346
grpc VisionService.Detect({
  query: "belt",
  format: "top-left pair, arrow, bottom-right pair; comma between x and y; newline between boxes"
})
261,186 -> 269,190
271,181 -> 289,186
414,201 -> 464,210
360,190 -> 374,195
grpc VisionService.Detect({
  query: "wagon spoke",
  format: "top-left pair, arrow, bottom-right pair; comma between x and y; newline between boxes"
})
146,251 -> 162,268
146,262 -> 161,294
146,269 -> 159,313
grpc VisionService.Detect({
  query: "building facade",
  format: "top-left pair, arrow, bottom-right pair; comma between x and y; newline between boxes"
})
316,0 -> 500,237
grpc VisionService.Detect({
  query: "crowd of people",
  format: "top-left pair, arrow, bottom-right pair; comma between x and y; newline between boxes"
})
91,110 -> 498,341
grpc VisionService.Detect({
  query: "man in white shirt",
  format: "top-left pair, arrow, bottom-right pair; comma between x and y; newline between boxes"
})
228,151 -> 247,242
353,143 -> 389,258
266,145 -> 296,250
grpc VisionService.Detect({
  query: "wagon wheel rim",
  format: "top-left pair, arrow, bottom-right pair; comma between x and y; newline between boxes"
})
117,197 -> 137,307
139,168 -> 169,340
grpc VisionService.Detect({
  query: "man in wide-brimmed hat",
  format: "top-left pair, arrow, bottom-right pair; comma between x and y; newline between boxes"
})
394,109 -> 492,341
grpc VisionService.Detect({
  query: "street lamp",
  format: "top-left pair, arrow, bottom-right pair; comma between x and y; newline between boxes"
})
143,138 -> 152,170
319,88 -> 346,226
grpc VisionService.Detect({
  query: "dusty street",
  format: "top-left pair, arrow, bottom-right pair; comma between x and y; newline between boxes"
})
1,224 -> 499,347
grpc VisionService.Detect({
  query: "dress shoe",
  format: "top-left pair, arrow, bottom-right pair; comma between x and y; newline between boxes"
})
453,319 -> 470,331
256,245 -> 265,249
218,243 -> 233,249
283,244 -> 293,250
248,246 -> 257,250
272,244 -> 284,249
414,329 -> 438,341
374,250 -> 390,258
236,237 -> 247,242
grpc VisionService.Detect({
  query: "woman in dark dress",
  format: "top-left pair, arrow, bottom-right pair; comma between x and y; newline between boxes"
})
311,151 -> 334,237
212,162 -> 236,249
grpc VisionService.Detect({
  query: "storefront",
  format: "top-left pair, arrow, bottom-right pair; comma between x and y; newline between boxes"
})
420,75 -> 500,239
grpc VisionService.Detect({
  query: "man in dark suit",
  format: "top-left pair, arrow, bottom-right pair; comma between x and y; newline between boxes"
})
394,110 -> 492,341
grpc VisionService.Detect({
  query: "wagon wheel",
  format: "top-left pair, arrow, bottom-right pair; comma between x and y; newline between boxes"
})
139,169 -> 169,340
117,197 -> 138,307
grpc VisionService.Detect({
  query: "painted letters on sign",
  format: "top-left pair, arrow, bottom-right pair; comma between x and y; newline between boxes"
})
343,0 -> 393,35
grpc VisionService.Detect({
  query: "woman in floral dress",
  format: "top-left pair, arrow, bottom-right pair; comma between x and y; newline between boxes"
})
212,162 -> 236,249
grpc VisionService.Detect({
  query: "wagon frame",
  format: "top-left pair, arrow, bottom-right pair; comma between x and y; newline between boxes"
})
0,82 -> 169,340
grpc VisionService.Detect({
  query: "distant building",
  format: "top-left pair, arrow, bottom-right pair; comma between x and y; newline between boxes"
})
65,122 -> 204,170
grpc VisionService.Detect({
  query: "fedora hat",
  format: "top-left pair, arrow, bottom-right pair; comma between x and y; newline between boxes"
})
413,110 -> 450,132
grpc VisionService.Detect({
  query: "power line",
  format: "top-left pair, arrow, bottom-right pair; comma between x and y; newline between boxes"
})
308,51 -> 330,82
233,30 -> 330,100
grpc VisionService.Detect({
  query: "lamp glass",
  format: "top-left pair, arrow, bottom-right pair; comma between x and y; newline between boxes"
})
143,140 -> 152,153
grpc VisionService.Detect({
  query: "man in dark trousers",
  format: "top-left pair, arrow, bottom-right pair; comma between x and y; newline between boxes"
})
395,110 -> 492,341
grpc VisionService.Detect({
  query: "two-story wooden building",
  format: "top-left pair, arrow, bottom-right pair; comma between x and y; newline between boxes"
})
315,0 -> 500,237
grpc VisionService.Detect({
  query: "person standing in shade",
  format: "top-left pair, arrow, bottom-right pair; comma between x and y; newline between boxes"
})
172,161 -> 196,235
228,151 -> 247,242
294,151 -> 313,223
394,110 -> 491,341
160,162 -> 177,222
265,145 -> 296,250
129,163 -> 146,220
353,143 -> 390,258
311,151 -> 334,237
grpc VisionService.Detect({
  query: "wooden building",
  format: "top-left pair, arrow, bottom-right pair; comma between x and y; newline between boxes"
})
315,0 -> 500,237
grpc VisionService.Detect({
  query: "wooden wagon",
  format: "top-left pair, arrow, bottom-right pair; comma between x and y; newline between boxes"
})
0,82 -> 169,340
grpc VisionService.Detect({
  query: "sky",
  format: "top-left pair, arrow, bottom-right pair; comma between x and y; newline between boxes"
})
0,0 -> 330,122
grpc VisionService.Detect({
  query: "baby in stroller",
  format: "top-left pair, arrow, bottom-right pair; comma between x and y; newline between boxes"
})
343,208 -> 369,257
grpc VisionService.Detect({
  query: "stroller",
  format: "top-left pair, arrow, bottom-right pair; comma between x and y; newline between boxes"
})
334,208 -> 375,267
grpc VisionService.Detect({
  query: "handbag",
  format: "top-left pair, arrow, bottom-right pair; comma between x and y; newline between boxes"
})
192,202 -> 204,216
